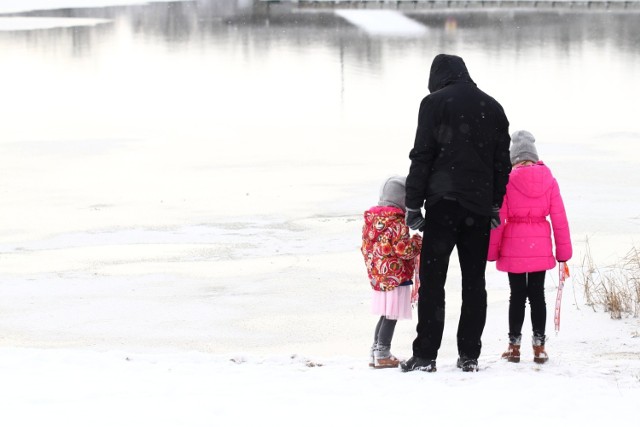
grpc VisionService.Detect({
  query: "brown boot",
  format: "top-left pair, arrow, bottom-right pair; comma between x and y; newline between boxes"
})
374,346 -> 400,369
374,355 -> 400,369
501,334 -> 521,363
369,345 -> 375,367
501,343 -> 521,363
533,335 -> 549,364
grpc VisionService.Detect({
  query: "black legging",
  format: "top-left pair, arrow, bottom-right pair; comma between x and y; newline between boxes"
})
373,316 -> 397,349
507,271 -> 546,338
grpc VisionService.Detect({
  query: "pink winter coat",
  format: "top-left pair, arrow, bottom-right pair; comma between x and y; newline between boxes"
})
361,206 -> 422,291
488,161 -> 572,273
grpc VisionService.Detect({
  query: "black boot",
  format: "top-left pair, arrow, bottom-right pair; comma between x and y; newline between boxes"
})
400,356 -> 437,372
456,356 -> 479,372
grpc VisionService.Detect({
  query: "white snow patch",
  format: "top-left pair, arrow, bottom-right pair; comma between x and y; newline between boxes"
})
335,10 -> 428,36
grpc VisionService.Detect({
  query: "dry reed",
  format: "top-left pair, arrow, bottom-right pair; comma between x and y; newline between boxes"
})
576,239 -> 640,319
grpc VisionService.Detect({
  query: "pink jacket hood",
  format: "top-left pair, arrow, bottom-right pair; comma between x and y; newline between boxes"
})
509,161 -> 555,199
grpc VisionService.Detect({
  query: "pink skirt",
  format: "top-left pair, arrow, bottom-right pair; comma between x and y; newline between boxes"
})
371,285 -> 413,320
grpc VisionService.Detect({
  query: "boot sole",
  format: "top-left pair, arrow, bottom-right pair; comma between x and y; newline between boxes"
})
507,356 -> 520,363
533,357 -> 548,364
374,356 -> 400,369
457,360 -> 479,372
400,364 -> 437,372
373,363 -> 400,369
401,366 -> 436,372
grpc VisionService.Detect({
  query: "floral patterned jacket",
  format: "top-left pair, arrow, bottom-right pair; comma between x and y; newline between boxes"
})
361,206 -> 422,292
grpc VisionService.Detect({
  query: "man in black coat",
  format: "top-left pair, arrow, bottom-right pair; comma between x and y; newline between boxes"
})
401,54 -> 511,373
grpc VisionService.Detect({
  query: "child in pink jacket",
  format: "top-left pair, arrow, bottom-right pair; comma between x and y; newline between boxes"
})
488,130 -> 572,364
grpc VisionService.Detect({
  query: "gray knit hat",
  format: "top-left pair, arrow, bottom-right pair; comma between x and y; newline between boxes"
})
510,130 -> 539,164
378,175 -> 407,211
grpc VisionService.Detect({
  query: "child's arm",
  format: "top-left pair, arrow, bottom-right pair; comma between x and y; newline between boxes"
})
393,223 -> 422,260
487,197 -> 508,261
549,179 -> 572,262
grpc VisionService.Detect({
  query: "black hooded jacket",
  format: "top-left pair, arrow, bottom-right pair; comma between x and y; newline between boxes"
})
405,54 -> 512,216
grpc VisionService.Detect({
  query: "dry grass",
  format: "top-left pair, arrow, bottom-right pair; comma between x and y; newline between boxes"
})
576,239 -> 640,319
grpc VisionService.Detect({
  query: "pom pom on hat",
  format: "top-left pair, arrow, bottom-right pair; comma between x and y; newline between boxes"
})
510,130 -> 539,164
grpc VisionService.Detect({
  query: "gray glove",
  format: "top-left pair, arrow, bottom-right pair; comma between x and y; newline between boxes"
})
405,207 -> 425,231
490,206 -> 501,230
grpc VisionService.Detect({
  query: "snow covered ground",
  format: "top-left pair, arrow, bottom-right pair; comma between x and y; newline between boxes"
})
0,1 -> 639,426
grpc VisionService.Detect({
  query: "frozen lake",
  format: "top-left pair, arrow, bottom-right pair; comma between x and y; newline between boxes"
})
0,2 -> 639,356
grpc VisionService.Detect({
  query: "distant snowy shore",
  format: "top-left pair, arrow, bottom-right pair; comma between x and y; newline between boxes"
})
0,0 -> 191,14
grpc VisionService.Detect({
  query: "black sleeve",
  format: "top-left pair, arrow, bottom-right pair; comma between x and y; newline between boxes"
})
492,107 -> 512,208
405,96 -> 439,210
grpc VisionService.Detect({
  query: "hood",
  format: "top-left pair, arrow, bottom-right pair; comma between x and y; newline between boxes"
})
428,54 -> 475,93
378,175 -> 407,211
509,162 -> 554,198
363,206 -> 404,242
364,206 -> 404,223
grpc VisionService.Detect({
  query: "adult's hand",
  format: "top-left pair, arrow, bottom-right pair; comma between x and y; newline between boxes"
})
405,208 -> 425,231
490,206 -> 501,230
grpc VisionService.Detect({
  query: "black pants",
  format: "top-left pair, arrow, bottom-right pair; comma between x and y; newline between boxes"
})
412,200 -> 490,360
507,271 -> 546,338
